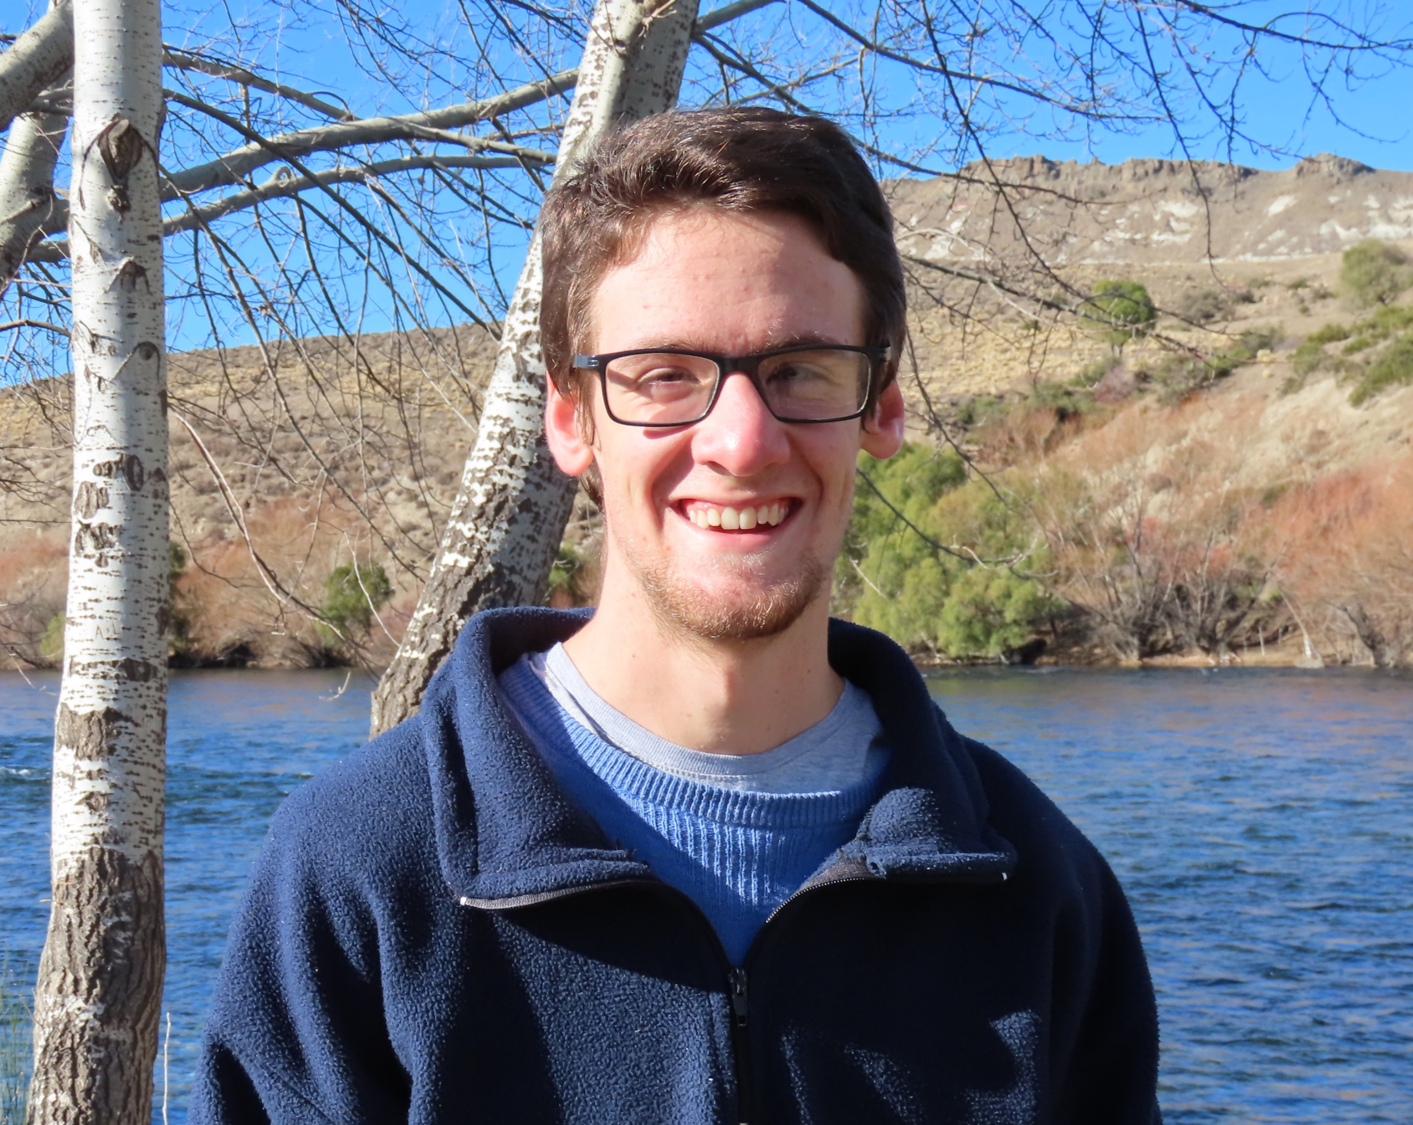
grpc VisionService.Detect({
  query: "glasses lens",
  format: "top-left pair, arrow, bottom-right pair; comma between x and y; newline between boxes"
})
603,352 -> 719,424
758,348 -> 871,420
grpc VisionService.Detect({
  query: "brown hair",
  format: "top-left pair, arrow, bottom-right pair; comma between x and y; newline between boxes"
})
539,107 -> 905,416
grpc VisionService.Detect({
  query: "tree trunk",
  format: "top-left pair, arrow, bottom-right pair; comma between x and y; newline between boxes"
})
27,0 -> 168,1119
1342,601 -> 1391,668
0,0 -> 73,133
370,0 -> 700,736
0,101 -> 67,291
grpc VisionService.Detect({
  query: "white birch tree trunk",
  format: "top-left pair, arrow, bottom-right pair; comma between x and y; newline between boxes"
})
27,0 -> 168,1118
370,0 -> 700,735
0,102 -> 68,290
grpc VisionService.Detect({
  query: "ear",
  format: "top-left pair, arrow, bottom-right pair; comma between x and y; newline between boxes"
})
545,379 -> 596,476
859,380 -> 905,460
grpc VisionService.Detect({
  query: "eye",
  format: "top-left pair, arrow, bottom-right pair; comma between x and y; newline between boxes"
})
637,364 -> 696,387
766,360 -> 829,385
605,354 -> 714,403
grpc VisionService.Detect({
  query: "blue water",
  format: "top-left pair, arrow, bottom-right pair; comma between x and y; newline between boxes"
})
1,665 -> 1410,1122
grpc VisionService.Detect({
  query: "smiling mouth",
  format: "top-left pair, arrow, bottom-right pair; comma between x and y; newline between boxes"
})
681,500 -> 792,531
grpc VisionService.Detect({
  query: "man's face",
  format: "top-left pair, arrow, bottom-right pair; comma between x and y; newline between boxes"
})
547,207 -> 904,641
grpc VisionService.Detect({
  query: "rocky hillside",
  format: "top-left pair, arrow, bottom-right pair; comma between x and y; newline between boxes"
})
897,152 -> 1413,267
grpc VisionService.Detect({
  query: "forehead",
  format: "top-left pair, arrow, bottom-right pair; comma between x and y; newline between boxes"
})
587,208 -> 866,354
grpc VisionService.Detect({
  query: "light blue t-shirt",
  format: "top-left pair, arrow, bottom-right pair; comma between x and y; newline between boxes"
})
497,646 -> 890,963
533,642 -> 889,793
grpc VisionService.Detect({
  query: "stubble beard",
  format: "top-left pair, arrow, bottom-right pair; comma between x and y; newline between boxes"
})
624,540 -> 831,643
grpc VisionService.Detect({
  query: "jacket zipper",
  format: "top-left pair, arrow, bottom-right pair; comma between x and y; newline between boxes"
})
729,866 -> 882,1124
728,966 -> 750,1124
465,878 -> 758,1122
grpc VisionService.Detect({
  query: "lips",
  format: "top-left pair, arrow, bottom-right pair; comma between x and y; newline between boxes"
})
680,500 -> 791,530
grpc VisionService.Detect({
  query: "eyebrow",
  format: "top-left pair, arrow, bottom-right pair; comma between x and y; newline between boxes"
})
616,333 -> 854,354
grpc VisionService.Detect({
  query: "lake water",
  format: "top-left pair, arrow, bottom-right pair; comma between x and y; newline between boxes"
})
1,665 -> 1410,1122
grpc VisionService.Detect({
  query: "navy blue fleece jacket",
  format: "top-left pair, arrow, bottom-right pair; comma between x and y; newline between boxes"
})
192,607 -> 1162,1124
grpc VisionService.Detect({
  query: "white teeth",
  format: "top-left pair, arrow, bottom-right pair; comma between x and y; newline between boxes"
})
686,502 -> 788,528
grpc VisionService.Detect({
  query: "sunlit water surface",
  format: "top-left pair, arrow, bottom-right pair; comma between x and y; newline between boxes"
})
1,665 -> 1410,1122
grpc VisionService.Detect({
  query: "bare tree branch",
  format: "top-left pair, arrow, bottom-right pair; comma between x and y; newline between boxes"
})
0,102 -> 65,288
162,45 -> 356,122
0,0 -> 72,133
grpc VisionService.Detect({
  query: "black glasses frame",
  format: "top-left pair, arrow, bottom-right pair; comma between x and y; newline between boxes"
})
571,343 -> 889,427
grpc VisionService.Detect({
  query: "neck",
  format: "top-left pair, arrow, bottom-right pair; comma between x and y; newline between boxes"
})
562,571 -> 842,756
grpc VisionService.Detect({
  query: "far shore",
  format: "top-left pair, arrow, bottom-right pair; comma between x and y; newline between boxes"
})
10,639 -> 1403,677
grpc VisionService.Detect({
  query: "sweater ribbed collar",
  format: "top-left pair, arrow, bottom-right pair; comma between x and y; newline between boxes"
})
420,607 -> 1016,908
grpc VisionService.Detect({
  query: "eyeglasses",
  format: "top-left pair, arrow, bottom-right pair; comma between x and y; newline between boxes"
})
572,344 -> 888,427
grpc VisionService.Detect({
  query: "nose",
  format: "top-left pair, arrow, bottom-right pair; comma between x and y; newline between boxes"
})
691,369 -> 790,477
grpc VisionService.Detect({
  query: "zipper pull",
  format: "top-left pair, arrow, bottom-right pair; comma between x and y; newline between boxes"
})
729,966 -> 748,1028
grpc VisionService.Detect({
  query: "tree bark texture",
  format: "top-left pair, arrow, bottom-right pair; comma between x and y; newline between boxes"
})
0,0 -> 73,134
0,102 -> 67,290
27,0 -> 168,1119
369,0 -> 701,736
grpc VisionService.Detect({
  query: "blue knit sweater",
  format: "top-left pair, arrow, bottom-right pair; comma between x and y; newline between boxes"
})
498,658 -> 886,963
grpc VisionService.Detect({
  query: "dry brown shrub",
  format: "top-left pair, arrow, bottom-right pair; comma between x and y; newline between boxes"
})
1026,396 -> 1289,660
0,531 -> 69,666
1267,451 -> 1413,664
175,492 -> 409,667
975,404 -> 1069,464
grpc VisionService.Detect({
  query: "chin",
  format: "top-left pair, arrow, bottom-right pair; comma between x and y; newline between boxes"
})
637,553 -> 830,643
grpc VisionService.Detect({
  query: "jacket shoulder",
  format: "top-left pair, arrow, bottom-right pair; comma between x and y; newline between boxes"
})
262,715 -> 441,899
953,728 -> 1123,897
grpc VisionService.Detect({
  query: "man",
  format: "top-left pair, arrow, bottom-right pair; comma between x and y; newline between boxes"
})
194,108 -> 1160,1124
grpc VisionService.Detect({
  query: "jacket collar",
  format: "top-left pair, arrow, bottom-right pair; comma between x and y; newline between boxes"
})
419,608 -> 1016,908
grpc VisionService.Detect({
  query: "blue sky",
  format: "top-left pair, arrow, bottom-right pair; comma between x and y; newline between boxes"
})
143,0 -> 1413,173
6,0 -> 1413,360
999,26 -> 1413,172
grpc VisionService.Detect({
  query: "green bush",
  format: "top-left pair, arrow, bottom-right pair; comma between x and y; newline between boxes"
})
1080,279 -> 1156,351
1173,285 -> 1254,325
840,444 -> 1059,658
1342,239 -> 1413,307
936,566 -> 1059,658
1174,287 -> 1229,325
1152,327 -> 1282,402
953,394 -> 1005,428
1366,303 -> 1413,337
546,539 -> 595,606
39,613 -> 64,664
1292,340 -> 1329,377
1075,355 -> 1119,384
1306,323 -> 1350,346
1031,379 -> 1096,417
318,561 -> 393,645
1220,327 -> 1282,368
1350,333 -> 1413,405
